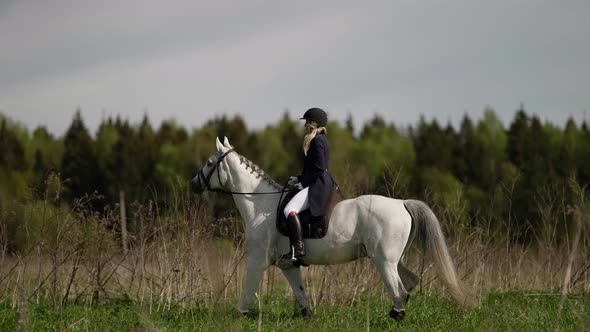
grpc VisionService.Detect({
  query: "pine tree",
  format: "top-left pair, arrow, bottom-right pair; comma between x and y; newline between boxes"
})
345,113 -> 354,135
0,119 -> 27,171
507,106 -> 531,169
412,117 -> 452,171
61,110 -> 104,209
558,118 -> 578,179
135,114 -> 158,201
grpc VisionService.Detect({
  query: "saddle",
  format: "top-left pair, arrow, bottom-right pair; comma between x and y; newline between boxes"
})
276,186 -> 343,239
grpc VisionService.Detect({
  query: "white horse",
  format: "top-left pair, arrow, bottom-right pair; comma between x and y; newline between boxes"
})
190,137 -> 471,320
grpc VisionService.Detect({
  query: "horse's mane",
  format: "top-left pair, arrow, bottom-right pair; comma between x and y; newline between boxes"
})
237,154 -> 282,190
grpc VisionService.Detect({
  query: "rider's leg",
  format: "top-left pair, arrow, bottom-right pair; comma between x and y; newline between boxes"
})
283,212 -> 305,259
282,188 -> 309,261
283,187 -> 309,218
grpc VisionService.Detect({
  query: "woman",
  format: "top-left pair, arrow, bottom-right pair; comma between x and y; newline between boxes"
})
282,107 -> 335,264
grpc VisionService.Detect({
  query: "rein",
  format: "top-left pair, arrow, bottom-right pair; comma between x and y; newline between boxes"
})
198,149 -> 289,196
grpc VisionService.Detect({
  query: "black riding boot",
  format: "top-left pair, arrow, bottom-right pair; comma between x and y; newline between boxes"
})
281,213 -> 306,263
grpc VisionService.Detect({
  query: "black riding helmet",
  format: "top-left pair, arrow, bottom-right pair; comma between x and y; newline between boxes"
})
300,108 -> 328,127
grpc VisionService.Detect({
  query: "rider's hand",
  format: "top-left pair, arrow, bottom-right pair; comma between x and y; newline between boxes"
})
288,176 -> 299,186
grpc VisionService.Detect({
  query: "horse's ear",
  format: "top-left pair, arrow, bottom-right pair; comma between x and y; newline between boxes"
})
215,137 -> 224,151
223,136 -> 232,149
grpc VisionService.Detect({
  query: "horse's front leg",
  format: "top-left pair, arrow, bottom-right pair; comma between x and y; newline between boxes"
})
239,254 -> 267,315
280,267 -> 312,318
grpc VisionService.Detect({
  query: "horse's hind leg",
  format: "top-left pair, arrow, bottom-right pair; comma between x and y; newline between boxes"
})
371,256 -> 409,320
398,262 -> 419,294
397,262 -> 419,305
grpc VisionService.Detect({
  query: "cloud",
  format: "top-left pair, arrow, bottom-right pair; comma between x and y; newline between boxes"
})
1,0 -> 589,136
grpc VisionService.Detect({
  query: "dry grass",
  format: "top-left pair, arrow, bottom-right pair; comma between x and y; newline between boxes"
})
1,181 -> 588,317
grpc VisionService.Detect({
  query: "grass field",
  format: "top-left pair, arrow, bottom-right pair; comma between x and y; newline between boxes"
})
2,291 -> 588,331
2,190 -> 588,331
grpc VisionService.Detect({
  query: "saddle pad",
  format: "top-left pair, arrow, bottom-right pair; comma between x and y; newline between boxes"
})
276,186 -> 342,239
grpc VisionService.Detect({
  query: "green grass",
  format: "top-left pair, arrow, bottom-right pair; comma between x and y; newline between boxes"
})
1,292 -> 588,331
0,303 -> 19,331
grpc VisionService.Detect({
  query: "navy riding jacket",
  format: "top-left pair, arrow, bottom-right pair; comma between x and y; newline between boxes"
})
297,132 -> 334,217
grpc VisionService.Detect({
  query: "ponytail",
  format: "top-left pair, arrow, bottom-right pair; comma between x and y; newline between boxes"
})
303,122 -> 326,155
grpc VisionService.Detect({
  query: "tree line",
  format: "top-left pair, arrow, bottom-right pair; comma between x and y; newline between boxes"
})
1,105 -> 589,251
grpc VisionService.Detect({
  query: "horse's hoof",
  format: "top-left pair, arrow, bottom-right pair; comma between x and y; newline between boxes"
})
301,307 -> 313,319
389,308 -> 405,321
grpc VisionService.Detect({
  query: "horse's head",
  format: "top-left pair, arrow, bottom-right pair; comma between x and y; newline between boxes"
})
190,136 -> 234,193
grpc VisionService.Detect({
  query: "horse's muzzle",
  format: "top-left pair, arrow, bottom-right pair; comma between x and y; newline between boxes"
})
190,176 -> 203,193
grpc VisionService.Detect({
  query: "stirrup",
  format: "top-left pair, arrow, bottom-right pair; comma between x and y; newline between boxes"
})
277,247 -> 308,269
279,246 -> 295,261
281,245 -> 304,261
277,256 -> 309,269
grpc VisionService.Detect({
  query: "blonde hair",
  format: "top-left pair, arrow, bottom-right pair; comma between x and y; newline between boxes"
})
303,121 -> 327,155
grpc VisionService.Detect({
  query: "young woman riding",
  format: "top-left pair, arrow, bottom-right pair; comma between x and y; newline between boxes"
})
282,107 -> 335,265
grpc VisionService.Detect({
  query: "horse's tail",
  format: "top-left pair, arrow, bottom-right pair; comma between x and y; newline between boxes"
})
403,199 -> 474,307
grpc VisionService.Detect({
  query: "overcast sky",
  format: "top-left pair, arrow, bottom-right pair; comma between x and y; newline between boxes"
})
1,1 -> 589,137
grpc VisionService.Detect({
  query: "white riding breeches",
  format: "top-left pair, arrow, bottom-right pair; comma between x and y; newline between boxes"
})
283,187 -> 309,218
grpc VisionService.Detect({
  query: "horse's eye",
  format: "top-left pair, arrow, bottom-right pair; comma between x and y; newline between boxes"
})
207,159 -> 213,166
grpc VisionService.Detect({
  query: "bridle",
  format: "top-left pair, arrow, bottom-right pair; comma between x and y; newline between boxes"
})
197,149 -> 288,195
